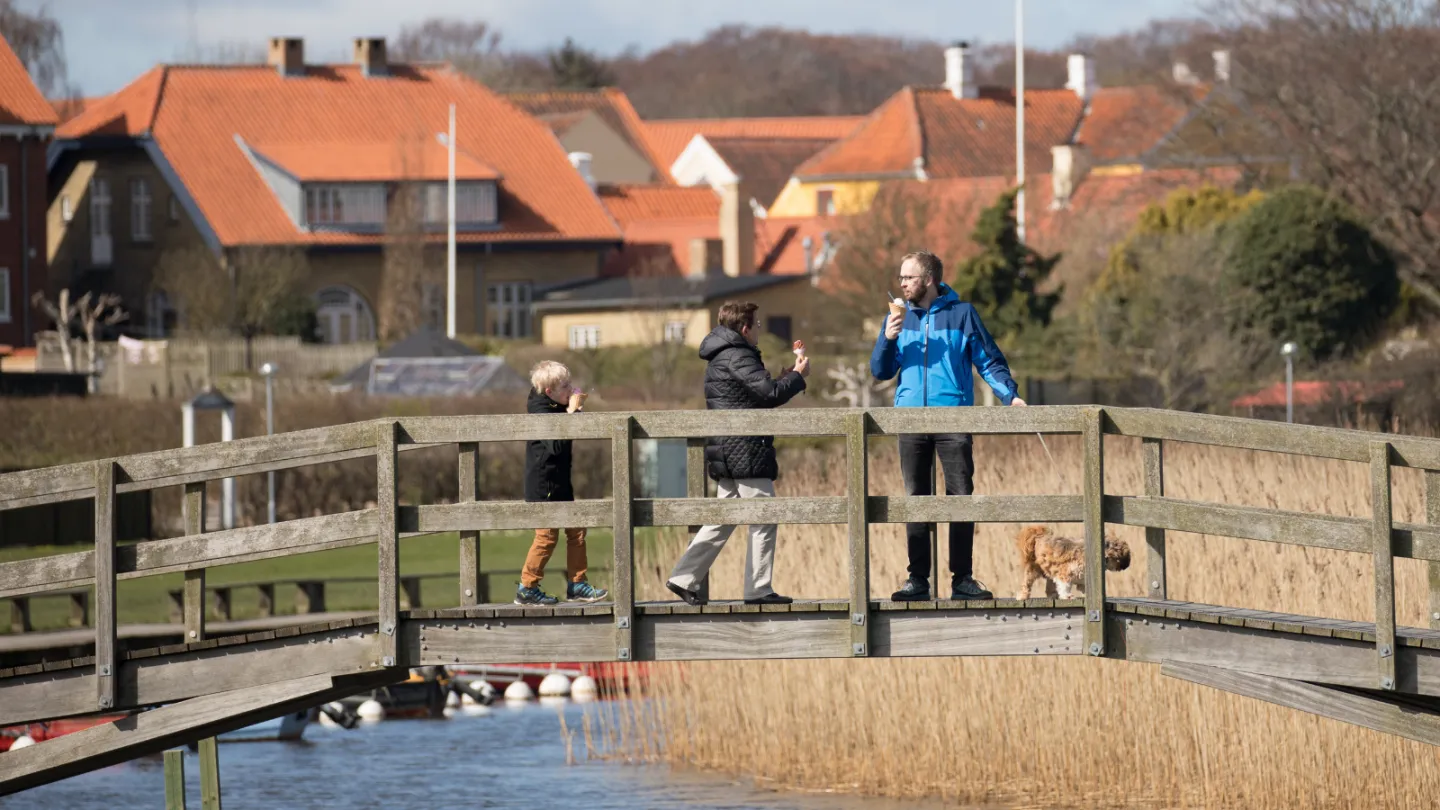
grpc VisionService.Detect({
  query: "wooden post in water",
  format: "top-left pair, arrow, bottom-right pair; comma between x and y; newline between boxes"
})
1142,438 -> 1166,599
164,748 -> 186,810
612,417 -> 635,660
1428,471 -> 1440,631
94,460 -> 118,710
198,737 -> 221,810
458,442 -> 481,606
375,421 -> 399,668
1371,441 -> 1397,690
686,438 -> 709,602
1082,408 -> 1106,656
846,413 -> 870,656
182,482 -> 207,641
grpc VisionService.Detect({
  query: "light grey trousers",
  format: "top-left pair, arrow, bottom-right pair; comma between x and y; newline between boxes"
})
667,477 -> 777,600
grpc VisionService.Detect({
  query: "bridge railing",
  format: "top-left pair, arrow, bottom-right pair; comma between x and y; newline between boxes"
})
2,405 -> 1439,708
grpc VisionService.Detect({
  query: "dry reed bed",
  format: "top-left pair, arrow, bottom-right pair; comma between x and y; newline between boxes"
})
596,434 -> 1440,809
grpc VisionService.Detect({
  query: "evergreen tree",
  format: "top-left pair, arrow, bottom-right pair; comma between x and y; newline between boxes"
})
548,38 -> 614,89
951,187 -> 1062,341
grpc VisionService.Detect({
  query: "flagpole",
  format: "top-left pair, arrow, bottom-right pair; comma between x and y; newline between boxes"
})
1015,0 -> 1026,243
446,102 -> 457,339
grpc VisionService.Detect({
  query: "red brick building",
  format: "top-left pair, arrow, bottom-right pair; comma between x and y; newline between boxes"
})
0,35 -> 58,347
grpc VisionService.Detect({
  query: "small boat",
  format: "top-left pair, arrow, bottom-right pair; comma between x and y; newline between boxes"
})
336,666 -> 452,719
0,713 -> 132,751
217,709 -> 310,743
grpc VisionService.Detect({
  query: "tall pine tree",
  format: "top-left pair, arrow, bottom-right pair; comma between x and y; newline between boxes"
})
549,38 -> 614,89
950,187 -> 1062,341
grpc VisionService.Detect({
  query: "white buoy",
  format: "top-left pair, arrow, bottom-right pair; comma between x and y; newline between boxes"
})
446,691 -> 461,708
357,699 -> 386,721
461,703 -> 492,716
8,735 -> 35,750
539,695 -> 568,709
503,680 -> 534,701
538,672 -> 571,697
478,681 -> 497,701
571,675 -> 599,702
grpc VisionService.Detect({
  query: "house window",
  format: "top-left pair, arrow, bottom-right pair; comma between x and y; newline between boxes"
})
130,178 -> 152,242
0,165 -> 8,219
568,325 -> 600,349
169,194 -> 181,224
305,184 -> 385,227
663,320 -> 687,344
423,182 -> 498,225
91,177 -> 113,267
315,285 -> 376,344
815,188 -> 835,216
767,316 -> 793,343
60,193 -> 72,222
146,290 -> 175,337
486,281 -> 532,338
0,268 -> 10,324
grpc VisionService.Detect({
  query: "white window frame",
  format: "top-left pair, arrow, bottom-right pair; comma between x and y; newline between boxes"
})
486,281 -> 532,338
663,320 -> 687,344
130,178 -> 152,242
423,181 -> 498,225
305,184 -> 385,228
0,268 -> 11,324
568,325 -> 600,350
0,165 -> 9,219
60,193 -> 72,222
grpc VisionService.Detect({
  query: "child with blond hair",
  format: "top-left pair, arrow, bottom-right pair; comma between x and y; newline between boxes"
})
517,360 -> 608,605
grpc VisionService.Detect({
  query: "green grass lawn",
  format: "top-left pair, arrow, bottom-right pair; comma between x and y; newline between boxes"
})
2,529 -> 640,633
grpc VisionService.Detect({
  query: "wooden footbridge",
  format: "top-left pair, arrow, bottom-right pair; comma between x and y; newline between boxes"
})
4,405 -> 1440,794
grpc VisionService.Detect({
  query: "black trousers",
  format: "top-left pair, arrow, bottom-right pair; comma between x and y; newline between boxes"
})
898,433 -> 976,581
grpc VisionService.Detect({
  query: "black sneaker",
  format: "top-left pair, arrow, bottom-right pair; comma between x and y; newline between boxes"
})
891,577 -> 930,601
666,580 -> 706,606
744,592 -> 794,605
951,576 -> 993,600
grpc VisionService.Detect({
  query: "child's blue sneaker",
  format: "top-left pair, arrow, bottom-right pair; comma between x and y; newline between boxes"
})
515,584 -> 559,606
566,580 -> 608,602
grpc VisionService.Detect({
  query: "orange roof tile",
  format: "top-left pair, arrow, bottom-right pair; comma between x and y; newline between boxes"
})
794,90 -> 924,178
1076,86 -> 1193,163
506,88 -> 673,183
598,183 -> 718,229
59,63 -> 620,247
252,141 -> 498,182
0,35 -> 59,127
645,116 -> 865,170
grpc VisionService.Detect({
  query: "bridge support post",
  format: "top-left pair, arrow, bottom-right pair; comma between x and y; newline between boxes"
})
95,460 -> 118,710
686,438 -> 709,603
613,417 -> 635,661
1083,408 -> 1106,657
198,737 -> 221,810
458,442 -> 481,607
1427,471 -> 1440,631
1371,441 -> 1396,691
1142,437 -> 1166,599
376,421 -> 400,668
164,748 -> 186,810
182,482 -> 207,642
846,413 -> 870,657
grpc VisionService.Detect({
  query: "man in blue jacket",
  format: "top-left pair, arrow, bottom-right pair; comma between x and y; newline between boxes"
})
870,251 -> 1027,601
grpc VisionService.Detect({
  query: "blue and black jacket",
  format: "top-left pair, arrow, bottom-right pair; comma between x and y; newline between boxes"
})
869,283 -> 1019,407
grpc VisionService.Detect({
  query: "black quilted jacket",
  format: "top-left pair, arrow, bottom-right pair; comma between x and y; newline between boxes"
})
524,388 -> 574,502
699,326 -> 806,482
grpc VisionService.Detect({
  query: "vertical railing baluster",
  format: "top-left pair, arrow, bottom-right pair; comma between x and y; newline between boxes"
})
612,417 -> 635,661
687,437 -> 709,603
1371,440 -> 1396,690
846,412 -> 870,657
458,442 -> 481,606
1427,470 -> 1440,631
1083,408 -> 1106,656
1142,437 -> 1166,599
376,421 -> 399,668
95,461 -> 118,710
183,482 -> 207,642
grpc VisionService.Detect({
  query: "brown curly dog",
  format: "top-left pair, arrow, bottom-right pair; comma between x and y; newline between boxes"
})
1015,525 -> 1131,600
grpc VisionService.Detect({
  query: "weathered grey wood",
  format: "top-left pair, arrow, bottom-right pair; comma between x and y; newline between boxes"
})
409,618 -> 615,663
1373,441 -> 1397,690
632,409 -> 852,439
872,609 -> 1083,656
118,422 -> 379,489
198,736 -> 221,810
847,413 -> 870,657
183,482 -> 207,643
164,749 -> 186,810
1083,409 -> 1105,656
867,405 -> 1087,436
8,597 -> 31,634
1429,472 -> 1440,630
1162,661 -> 1440,747
1103,495 -> 1370,554
1142,438 -> 1166,599
375,421 -> 399,667
635,497 -> 845,526
869,494 -> 1082,524
613,417 -> 635,661
458,442 -> 480,607
687,438 -> 709,602
399,414 -> 613,444
403,501 -> 611,532
637,614 -> 850,660
94,461 -> 117,711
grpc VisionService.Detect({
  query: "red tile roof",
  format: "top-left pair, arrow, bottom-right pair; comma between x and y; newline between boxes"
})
1077,86 -> 1194,163
253,141 -> 498,182
506,88 -> 673,183
58,64 -> 620,247
0,36 -> 59,126
597,184 -> 719,277
645,116 -> 865,171
705,137 -> 835,208
598,183 -> 719,228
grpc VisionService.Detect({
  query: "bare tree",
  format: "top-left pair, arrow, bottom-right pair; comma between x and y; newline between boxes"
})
0,0 -> 76,98
155,244 -> 311,360
75,292 -> 127,377
392,18 -> 551,91
380,134 -> 440,342
31,289 -> 78,371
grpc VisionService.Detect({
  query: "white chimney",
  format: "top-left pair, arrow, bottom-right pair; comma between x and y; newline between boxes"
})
1212,49 -> 1231,84
1065,53 -> 1097,101
568,152 -> 595,191
1172,62 -> 1200,86
1050,144 -> 1090,209
944,41 -> 977,100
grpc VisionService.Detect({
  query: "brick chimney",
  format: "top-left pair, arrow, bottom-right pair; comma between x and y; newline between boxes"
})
944,41 -> 978,100
354,37 -> 388,77
1065,53 -> 1097,101
268,37 -> 304,77
719,182 -> 755,277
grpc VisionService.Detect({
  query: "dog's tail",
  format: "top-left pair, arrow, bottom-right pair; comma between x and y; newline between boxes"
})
1016,525 -> 1051,563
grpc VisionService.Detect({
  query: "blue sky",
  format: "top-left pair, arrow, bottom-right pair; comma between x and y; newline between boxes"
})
29,0 -> 1201,96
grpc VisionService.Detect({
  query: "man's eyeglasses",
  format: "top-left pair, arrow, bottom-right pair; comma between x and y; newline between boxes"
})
897,275 -> 925,283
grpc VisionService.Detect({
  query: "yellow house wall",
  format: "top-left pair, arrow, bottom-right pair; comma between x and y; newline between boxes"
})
769,179 -> 883,217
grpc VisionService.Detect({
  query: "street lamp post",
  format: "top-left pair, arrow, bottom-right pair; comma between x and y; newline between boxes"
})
1281,342 -> 1296,424
260,363 -> 278,524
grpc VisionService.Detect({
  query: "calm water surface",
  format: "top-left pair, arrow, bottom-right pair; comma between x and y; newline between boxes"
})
2,700 -> 965,809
